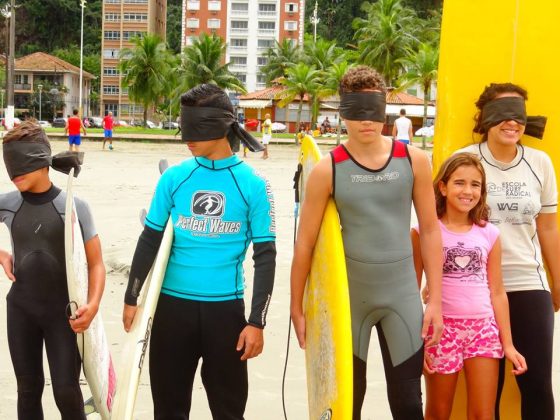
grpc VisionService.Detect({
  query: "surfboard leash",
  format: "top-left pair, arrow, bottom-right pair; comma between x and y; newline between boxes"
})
282,163 -> 303,420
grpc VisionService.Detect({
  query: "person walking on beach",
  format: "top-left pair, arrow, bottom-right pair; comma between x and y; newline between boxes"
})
0,121 -> 105,419
261,113 -> 272,159
413,153 -> 527,419
65,109 -> 87,152
392,108 -> 413,145
122,84 -> 276,420
458,83 -> 559,420
102,111 -> 114,150
291,65 -> 443,420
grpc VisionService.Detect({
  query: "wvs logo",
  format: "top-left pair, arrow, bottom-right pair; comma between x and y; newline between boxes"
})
319,409 -> 332,420
497,202 -> 518,211
192,191 -> 225,217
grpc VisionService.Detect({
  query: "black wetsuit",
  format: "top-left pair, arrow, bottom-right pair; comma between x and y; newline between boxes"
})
0,185 -> 95,420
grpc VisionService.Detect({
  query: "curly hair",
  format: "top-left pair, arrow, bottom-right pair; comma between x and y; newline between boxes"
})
473,82 -> 528,137
434,153 -> 489,226
339,65 -> 386,94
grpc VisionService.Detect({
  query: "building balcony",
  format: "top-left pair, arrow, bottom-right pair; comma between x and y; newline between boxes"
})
231,10 -> 248,17
229,45 -> 248,52
15,83 -> 32,91
230,27 -> 248,34
258,11 -> 276,18
258,28 -> 275,36
229,64 -> 247,71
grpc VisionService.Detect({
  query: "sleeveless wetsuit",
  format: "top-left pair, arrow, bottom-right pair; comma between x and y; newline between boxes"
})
0,185 -> 96,420
331,141 -> 424,420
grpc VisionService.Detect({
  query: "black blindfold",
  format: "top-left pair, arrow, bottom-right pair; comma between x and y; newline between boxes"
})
3,140 -> 83,180
480,97 -> 547,139
181,106 -> 264,152
339,92 -> 386,123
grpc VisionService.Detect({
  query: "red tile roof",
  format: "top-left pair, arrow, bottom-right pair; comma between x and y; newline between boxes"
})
239,85 -> 285,100
386,90 -> 427,105
15,52 -> 95,79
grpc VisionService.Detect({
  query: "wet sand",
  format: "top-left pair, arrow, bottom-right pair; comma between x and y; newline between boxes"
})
0,140 -> 558,419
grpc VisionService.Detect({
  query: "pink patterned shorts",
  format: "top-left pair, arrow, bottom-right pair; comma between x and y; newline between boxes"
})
425,317 -> 504,374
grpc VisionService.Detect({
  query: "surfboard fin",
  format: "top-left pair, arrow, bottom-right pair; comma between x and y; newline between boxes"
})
84,396 -> 97,415
159,159 -> 169,174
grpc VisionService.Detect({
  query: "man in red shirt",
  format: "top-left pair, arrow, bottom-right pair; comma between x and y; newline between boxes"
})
102,111 -> 114,150
64,109 -> 87,152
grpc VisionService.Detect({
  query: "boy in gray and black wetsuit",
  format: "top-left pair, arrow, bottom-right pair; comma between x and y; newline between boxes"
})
291,66 -> 444,419
0,121 -> 105,419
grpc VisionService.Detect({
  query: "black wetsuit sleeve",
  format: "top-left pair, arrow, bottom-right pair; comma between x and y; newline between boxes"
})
248,241 -> 276,328
124,225 -> 164,306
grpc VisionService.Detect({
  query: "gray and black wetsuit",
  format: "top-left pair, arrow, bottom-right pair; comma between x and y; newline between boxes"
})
0,185 -> 95,420
331,141 -> 424,420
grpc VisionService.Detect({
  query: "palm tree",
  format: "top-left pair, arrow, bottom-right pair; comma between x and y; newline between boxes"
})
260,39 -> 302,85
171,33 -> 246,112
353,0 -> 419,86
397,42 -> 439,149
119,34 -> 172,126
322,61 -> 354,145
304,38 -> 346,125
275,63 -> 321,144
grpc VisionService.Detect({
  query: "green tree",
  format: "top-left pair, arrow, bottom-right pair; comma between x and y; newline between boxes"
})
166,0 -> 182,54
322,61 -> 353,144
397,42 -> 438,148
275,63 -> 321,144
260,39 -> 302,85
119,34 -> 173,126
303,37 -> 346,124
171,33 -> 245,111
353,0 -> 419,86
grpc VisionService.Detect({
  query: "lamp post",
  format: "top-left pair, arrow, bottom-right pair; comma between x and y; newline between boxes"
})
78,0 -> 86,118
37,84 -> 43,121
310,1 -> 319,43
50,88 -> 59,119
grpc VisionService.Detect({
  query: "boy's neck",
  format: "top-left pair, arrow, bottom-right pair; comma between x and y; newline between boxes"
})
28,179 -> 53,193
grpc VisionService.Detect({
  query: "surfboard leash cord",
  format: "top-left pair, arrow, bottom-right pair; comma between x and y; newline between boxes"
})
282,164 -> 303,420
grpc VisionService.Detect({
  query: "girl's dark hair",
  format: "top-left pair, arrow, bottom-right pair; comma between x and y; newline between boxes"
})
473,82 -> 528,140
180,83 -> 233,113
434,153 -> 489,226
2,120 -> 50,147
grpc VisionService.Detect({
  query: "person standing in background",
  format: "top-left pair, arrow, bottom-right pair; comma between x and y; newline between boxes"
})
261,113 -> 272,159
393,109 -> 413,145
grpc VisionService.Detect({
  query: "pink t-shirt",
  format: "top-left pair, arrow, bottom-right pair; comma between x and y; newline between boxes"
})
414,220 -> 499,318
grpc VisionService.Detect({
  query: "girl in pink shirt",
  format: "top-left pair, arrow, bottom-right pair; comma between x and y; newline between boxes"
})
412,153 -> 527,419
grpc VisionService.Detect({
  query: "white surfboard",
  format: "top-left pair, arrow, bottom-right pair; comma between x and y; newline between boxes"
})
65,168 -> 117,419
111,160 -> 173,420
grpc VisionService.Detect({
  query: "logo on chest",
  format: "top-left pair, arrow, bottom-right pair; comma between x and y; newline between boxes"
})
443,242 -> 484,283
192,191 -> 225,217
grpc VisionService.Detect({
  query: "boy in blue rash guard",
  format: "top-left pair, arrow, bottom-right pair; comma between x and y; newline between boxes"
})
122,84 -> 276,420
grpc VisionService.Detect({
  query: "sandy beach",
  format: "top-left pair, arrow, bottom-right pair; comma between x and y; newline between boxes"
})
0,140 -> 558,419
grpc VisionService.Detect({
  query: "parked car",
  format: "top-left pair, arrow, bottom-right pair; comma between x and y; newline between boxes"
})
37,120 -> 51,128
52,117 -> 67,128
161,121 -> 179,130
271,122 -> 286,133
90,117 -> 103,128
115,120 -> 129,127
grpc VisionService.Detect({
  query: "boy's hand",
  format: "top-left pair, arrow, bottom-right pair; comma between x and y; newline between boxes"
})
122,304 -> 138,332
69,303 -> 99,333
423,352 -> 435,375
0,251 -> 15,281
237,325 -> 264,361
552,287 -> 560,312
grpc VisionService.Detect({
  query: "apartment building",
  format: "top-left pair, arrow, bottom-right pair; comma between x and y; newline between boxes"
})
100,0 -> 166,120
181,0 -> 305,92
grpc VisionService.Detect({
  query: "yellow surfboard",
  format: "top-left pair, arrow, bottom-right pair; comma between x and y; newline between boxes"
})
299,135 -> 353,419
434,1 -> 560,419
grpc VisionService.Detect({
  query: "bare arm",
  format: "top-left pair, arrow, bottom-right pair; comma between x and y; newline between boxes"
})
410,147 -> 443,346
487,238 -> 527,375
392,123 -> 397,139
290,156 -> 333,348
70,235 -> 106,333
536,212 -> 560,311
408,123 -> 413,142
0,249 -> 15,281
